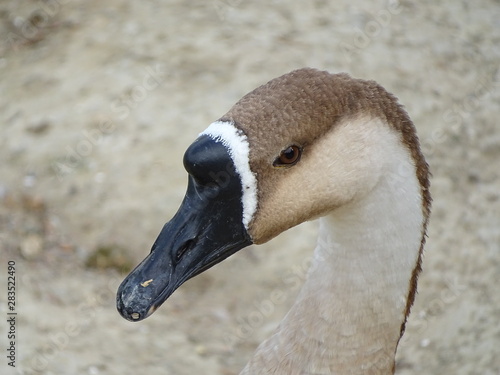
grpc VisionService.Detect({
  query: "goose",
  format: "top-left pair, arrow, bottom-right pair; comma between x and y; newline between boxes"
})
116,68 -> 431,374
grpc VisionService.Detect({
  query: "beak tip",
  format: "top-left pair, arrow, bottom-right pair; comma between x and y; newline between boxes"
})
116,299 -> 146,322
116,300 -> 158,322
116,285 -> 144,322
116,276 -> 164,322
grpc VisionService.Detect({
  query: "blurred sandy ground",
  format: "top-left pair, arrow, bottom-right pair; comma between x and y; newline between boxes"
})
0,0 -> 499,374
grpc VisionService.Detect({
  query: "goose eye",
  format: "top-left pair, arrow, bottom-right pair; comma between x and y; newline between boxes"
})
273,145 -> 302,167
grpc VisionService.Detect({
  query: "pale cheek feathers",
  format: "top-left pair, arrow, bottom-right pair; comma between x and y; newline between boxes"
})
248,118 -> 394,244
248,161 -> 348,244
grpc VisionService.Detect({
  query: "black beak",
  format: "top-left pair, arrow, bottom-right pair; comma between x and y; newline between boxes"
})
116,135 -> 253,321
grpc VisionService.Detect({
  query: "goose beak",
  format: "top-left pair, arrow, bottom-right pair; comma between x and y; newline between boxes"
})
116,135 -> 253,322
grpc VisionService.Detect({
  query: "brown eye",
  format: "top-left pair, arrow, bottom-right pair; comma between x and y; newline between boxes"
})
273,145 -> 302,167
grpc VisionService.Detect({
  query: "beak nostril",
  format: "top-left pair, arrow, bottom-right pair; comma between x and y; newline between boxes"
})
175,239 -> 195,262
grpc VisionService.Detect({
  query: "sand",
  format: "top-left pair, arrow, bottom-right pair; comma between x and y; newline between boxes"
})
1,0 -> 499,374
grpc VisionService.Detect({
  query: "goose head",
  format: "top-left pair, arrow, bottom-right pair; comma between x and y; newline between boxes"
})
116,68 -> 430,324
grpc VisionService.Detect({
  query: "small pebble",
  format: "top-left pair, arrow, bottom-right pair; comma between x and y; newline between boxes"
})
20,234 -> 43,259
420,338 -> 431,347
94,172 -> 105,183
195,345 -> 208,356
23,174 -> 37,188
